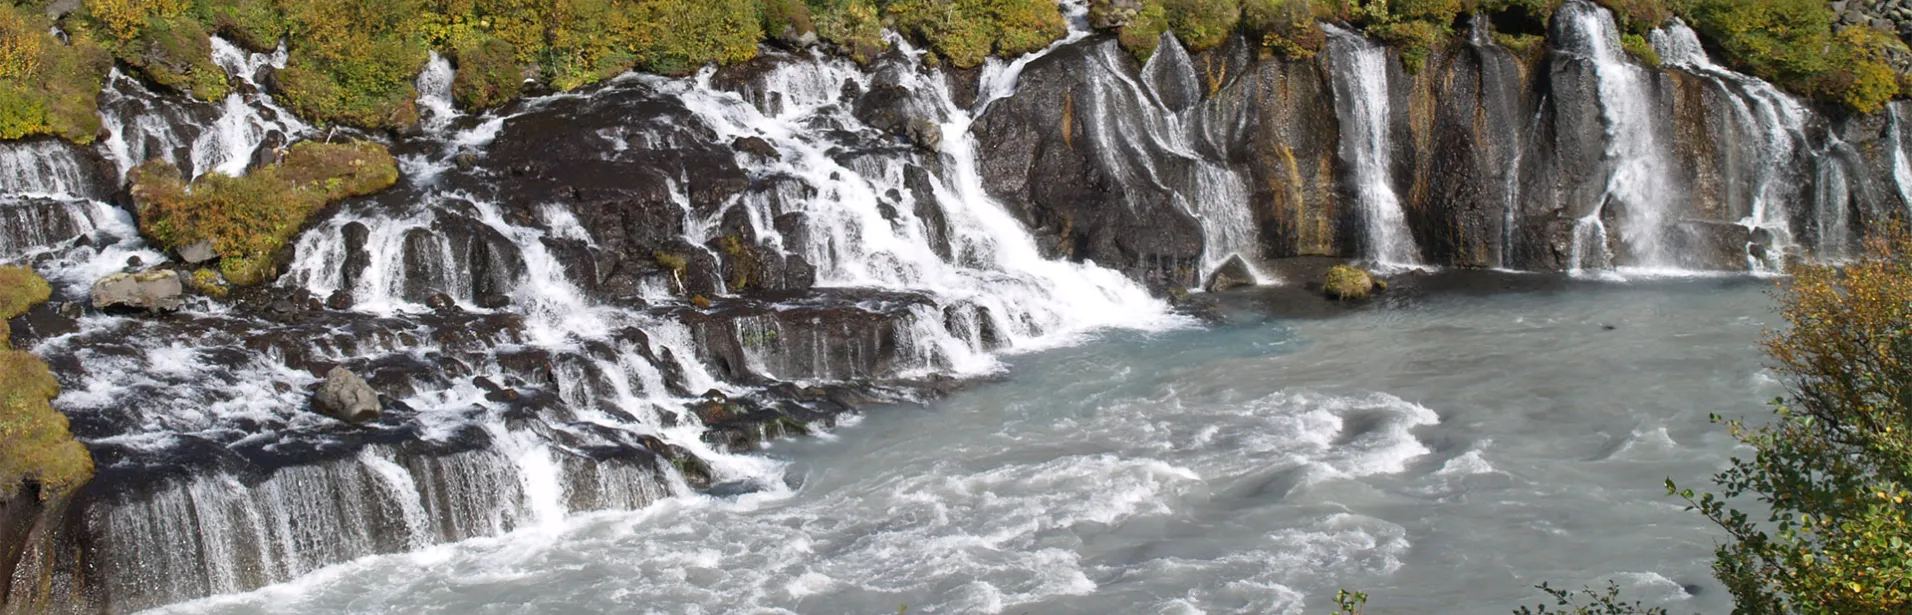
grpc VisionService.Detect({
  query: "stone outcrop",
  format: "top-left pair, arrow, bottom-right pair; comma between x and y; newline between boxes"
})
312,367 -> 380,423
90,270 -> 184,312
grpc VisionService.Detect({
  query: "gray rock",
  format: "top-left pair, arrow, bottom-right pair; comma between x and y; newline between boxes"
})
176,239 -> 217,265
313,367 -> 380,423
91,270 -> 185,312
1203,255 -> 1257,293
906,119 -> 943,152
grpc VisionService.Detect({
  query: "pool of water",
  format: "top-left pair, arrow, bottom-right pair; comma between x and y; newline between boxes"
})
151,277 -> 1780,615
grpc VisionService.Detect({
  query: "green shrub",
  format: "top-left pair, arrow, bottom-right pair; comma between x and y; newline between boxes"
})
451,33 -> 521,111
626,0 -> 765,76
1369,18 -> 1439,73
1619,32 -> 1658,66
1593,0 -> 1668,35
1665,228 -> 1912,613
815,1 -> 886,64
1117,1 -> 1171,59
275,0 -> 428,129
114,15 -> 230,101
887,0 -> 1066,68
1166,0 -> 1240,52
760,0 -> 815,42
193,0 -> 286,52
1673,0 -> 1903,114
132,140 -> 399,286
0,4 -> 111,143
1242,0 -> 1323,58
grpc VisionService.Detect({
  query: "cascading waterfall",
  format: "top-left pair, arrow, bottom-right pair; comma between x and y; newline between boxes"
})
1652,21 -> 1809,272
1323,25 -> 1421,268
1891,102 -> 1912,217
1557,1 -> 1678,273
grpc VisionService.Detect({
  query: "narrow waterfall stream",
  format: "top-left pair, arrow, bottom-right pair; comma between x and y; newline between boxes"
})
1322,25 -> 1420,268
1556,0 -> 1678,273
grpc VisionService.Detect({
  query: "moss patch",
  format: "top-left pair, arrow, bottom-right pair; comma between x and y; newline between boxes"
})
132,140 -> 399,286
1322,264 -> 1375,300
0,266 -> 91,500
112,14 -> 231,101
451,33 -> 521,111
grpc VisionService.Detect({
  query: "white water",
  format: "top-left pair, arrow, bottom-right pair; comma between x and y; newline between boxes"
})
1652,22 -> 1808,273
1559,1 -> 1678,273
1322,25 -> 1420,268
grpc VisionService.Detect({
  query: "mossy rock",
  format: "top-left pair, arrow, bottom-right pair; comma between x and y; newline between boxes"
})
0,266 -> 91,499
1323,265 -> 1376,300
132,140 -> 399,287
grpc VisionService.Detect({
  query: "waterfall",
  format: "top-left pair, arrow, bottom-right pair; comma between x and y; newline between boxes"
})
1323,25 -> 1421,268
1556,1 -> 1678,273
1891,103 -> 1912,216
416,52 -> 459,133
1652,21 -> 1808,272
195,37 -> 309,177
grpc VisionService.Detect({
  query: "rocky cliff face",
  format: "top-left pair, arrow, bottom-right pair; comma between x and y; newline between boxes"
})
974,3 -> 1911,278
4,2 -> 1912,612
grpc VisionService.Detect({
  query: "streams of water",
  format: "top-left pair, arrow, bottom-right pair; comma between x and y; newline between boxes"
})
1557,1 -> 1677,274
145,279 -> 1774,615
1323,25 -> 1421,269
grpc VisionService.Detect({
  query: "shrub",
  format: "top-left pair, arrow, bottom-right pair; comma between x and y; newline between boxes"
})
193,0 -> 286,52
625,0 -> 765,76
760,0 -> 815,42
275,0 -> 428,129
0,266 -> 91,500
1117,1 -> 1170,59
114,15 -> 230,101
1593,0 -> 1668,34
0,4 -> 111,143
815,1 -> 886,64
1619,32 -> 1658,67
451,33 -> 522,111
1166,0 -> 1240,52
133,140 -> 399,286
1672,0 -> 1902,114
1242,0 -> 1324,58
1369,18 -> 1440,73
1666,227 -> 1912,614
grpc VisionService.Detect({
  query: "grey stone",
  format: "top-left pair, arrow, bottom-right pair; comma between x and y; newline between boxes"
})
906,119 -> 943,152
313,367 -> 380,424
1203,255 -> 1258,293
176,239 -> 217,265
90,270 -> 185,312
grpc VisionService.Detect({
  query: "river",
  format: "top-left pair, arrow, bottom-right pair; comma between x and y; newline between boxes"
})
149,275 -> 1775,615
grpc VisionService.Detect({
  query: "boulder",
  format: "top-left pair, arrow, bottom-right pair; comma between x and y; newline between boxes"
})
91,270 -> 185,312
1322,265 -> 1376,300
313,367 -> 380,423
176,239 -> 217,265
1203,255 -> 1257,293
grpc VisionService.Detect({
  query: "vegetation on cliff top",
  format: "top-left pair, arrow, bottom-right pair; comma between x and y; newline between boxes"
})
131,140 -> 399,286
0,2 -> 111,142
0,265 -> 92,501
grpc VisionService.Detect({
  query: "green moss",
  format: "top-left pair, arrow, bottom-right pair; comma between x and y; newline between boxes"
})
1492,31 -> 1545,57
0,266 -> 91,500
190,268 -> 227,298
1620,32 -> 1659,66
1322,264 -> 1375,300
1116,1 -> 1169,59
452,34 -> 521,111
132,140 -> 399,287
0,265 -> 52,323
1167,0 -> 1241,52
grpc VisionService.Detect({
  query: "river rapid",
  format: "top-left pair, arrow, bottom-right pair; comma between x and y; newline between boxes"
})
146,276 -> 1776,615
